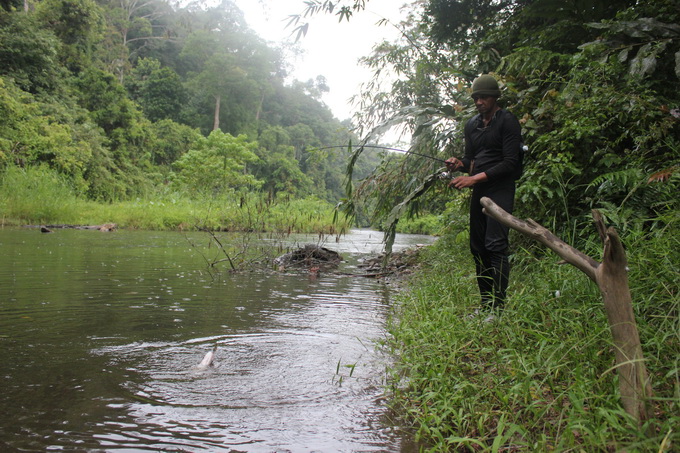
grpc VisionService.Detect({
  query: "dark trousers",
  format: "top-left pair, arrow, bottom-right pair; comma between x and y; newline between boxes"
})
469,179 -> 515,309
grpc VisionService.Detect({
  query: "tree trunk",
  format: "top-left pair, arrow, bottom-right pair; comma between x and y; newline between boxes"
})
591,211 -> 652,422
255,90 -> 265,123
213,94 -> 221,131
480,196 -> 652,423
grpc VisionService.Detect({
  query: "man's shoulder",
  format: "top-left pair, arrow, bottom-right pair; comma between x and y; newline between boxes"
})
465,113 -> 481,128
497,109 -> 521,129
498,108 -> 518,119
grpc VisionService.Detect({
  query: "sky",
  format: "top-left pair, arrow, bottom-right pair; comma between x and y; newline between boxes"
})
232,0 -> 408,121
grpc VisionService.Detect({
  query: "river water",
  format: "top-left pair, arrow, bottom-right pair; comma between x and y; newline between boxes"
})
0,227 -> 434,452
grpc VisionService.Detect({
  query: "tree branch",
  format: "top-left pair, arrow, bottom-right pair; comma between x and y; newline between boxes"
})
480,196 -> 652,423
480,197 -> 599,281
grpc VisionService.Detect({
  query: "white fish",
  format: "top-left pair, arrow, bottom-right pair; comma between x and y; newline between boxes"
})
196,348 -> 216,369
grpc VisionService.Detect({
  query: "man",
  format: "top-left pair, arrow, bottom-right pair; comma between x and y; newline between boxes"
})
445,74 -> 523,316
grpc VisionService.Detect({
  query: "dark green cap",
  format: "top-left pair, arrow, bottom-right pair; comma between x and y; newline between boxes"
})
471,74 -> 501,98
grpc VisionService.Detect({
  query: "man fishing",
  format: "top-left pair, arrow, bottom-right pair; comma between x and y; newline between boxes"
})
445,74 -> 523,320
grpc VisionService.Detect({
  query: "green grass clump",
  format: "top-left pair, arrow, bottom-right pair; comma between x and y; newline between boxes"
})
0,165 -> 350,233
388,227 -> 679,451
395,213 -> 446,236
0,164 -> 81,224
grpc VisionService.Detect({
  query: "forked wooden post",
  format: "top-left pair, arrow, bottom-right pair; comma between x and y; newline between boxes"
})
480,197 -> 652,423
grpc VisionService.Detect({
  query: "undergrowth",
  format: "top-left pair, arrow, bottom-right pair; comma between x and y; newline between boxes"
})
387,220 -> 679,451
0,165 -> 349,233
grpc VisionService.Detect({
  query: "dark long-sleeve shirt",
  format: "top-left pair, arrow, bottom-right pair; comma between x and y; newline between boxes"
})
461,109 -> 522,182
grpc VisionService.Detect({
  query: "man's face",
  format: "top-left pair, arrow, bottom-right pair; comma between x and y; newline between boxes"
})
473,95 -> 498,115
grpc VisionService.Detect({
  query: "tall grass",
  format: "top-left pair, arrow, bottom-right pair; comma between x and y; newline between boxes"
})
0,165 -> 350,233
0,165 -> 81,224
387,221 -> 679,451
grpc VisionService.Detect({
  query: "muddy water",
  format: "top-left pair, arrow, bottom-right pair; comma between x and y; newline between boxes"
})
0,228 -> 433,451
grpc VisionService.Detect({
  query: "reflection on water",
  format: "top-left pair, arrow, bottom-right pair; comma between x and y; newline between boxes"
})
0,228 -> 433,451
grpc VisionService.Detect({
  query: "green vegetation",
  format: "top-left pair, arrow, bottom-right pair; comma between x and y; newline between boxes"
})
0,0 -> 387,232
387,215 -> 679,451
0,164 -> 350,232
344,0 -> 679,246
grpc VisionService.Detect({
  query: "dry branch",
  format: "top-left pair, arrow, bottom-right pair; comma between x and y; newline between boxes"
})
480,196 -> 652,423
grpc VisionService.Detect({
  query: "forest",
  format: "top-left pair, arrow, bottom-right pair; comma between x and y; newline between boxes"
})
1,0 -> 679,450
0,0 -> 385,231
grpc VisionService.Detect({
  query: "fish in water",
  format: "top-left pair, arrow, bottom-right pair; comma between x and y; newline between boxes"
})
196,348 -> 216,370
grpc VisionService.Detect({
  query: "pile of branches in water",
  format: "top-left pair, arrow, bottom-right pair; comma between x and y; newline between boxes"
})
273,244 -> 426,281
274,244 -> 343,270
356,246 -> 424,279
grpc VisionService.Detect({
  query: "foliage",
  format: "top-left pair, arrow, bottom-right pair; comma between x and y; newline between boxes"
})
0,78 -> 96,193
303,2 -> 680,446
170,130 -> 261,195
344,0 -> 680,247
126,57 -> 187,122
286,0 -> 370,40
146,119 -> 201,167
33,0 -> 105,71
0,163 -> 350,234
0,164 -> 80,223
394,212 -> 444,235
0,10 -> 64,94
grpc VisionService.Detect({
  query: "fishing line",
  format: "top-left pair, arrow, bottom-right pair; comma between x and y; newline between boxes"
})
310,144 -> 448,164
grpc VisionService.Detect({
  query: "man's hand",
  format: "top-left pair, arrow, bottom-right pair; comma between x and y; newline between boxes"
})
445,157 -> 463,172
448,173 -> 488,189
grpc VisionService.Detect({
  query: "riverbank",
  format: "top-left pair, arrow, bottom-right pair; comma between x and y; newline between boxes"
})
0,164 -> 444,236
1,186 -> 351,234
386,230 -> 679,451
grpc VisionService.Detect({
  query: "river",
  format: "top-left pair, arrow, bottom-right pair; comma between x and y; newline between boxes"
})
0,227 -> 434,452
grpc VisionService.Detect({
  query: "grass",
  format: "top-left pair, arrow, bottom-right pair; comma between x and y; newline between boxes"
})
0,165 -> 350,233
386,225 -> 679,451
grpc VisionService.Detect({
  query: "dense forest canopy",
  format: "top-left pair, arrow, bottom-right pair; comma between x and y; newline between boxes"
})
0,0 -> 383,204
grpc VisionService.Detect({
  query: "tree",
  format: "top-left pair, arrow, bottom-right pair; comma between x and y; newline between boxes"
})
345,0 -> 680,238
147,119 -> 201,166
251,125 -> 313,197
99,0 -> 174,80
171,130 -> 262,194
74,67 -> 142,136
0,11 -> 64,94
0,0 -> 357,203
0,0 -> 22,12
33,0 -> 104,72
126,57 -> 187,122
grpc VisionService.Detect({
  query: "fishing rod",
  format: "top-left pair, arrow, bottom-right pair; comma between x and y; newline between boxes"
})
310,144 -> 448,164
